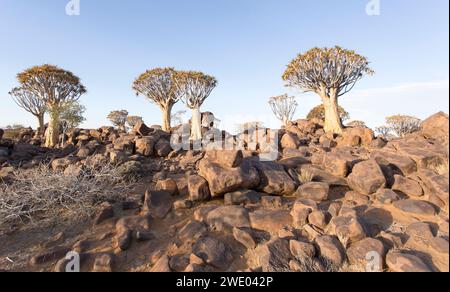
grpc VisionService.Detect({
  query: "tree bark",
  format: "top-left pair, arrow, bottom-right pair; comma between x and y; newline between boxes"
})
45,108 -> 60,148
190,107 -> 202,141
36,114 -> 45,137
322,92 -> 344,134
162,104 -> 172,132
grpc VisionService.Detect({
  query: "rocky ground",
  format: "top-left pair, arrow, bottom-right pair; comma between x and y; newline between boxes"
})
0,112 -> 448,272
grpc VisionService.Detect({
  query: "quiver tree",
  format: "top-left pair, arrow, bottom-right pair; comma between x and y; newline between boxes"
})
126,116 -> 144,129
385,115 -> 421,138
133,68 -> 183,132
268,94 -> 298,126
15,65 -> 86,147
283,46 -> 374,134
176,71 -> 217,141
107,110 -> 129,132
59,100 -> 86,146
8,87 -> 47,136
307,104 -> 350,123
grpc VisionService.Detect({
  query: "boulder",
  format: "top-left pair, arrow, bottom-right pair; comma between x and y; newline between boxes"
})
134,121 -> 153,136
143,190 -> 172,219
281,132 -> 300,149
421,112 -> 449,144
204,150 -> 243,168
370,150 -> 417,176
249,210 -> 292,234
295,182 -> 329,202
417,169 -> 449,207
329,212 -> 367,245
188,175 -> 211,202
135,137 -> 156,157
375,189 -> 400,204
233,227 -> 257,249
347,160 -> 386,195
346,238 -> 385,270
386,250 -> 433,272
156,179 -> 179,196
338,127 -> 374,147
258,238 -> 291,272
254,161 -> 298,196
154,138 -> 172,157
314,235 -> 346,267
224,190 -> 261,205
289,240 -> 316,260
198,158 -> 260,197
206,206 -> 251,230
151,255 -> 171,272
393,199 -> 437,217
291,198 -> 318,228
193,237 -> 232,270
392,175 -> 423,197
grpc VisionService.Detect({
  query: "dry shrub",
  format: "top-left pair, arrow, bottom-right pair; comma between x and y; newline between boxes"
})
0,162 -> 136,226
298,169 -> 315,184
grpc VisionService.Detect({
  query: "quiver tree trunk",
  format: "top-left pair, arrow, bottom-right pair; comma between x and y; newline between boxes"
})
45,108 -> 60,148
190,107 -> 202,141
37,114 -> 45,137
322,91 -> 344,134
162,104 -> 173,132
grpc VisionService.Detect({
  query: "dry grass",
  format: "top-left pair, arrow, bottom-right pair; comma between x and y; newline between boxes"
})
0,162 -> 136,227
298,169 -> 315,184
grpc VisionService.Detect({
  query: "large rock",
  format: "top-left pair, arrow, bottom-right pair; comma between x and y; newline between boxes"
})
338,127 -> 374,147
329,212 -> 367,245
135,137 -> 156,157
154,138 -> 172,157
421,112 -> 449,144
134,121 -> 153,136
281,132 -> 300,149
295,182 -> 329,202
347,160 -> 386,195
314,235 -> 346,267
321,151 -> 361,178
198,158 -> 260,197
254,161 -> 297,196
393,199 -> 437,217
206,206 -> 251,229
417,169 -> 449,207
370,150 -> 417,176
258,238 -> 292,272
346,238 -> 385,270
188,175 -> 211,202
291,198 -> 318,228
143,190 -> 172,219
204,150 -> 243,168
386,250 -> 433,272
392,175 -> 423,197
249,210 -> 292,234
193,237 -> 232,270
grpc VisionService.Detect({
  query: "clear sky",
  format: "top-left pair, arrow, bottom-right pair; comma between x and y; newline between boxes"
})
0,0 -> 448,132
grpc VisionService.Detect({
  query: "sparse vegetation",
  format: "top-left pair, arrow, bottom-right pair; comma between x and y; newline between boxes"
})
307,104 -> 350,123
0,163 -> 136,227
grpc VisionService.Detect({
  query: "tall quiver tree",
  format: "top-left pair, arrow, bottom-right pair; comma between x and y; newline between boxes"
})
16,65 -> 86,147
283,46 -> 374,134
8,87 -> 47,136
133,68 -> 182,132
176,71 -> 217,141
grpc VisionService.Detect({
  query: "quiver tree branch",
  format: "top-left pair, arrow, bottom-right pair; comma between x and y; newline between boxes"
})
9,87 -> 47,136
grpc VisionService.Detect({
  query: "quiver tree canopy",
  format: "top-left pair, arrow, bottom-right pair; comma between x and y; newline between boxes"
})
268,94 -> 298,126
283,46 -> 373,134
8,87 -> 47,135
132,68 -> 183,132
176,71 -> 217,141
15,64 -> 86,147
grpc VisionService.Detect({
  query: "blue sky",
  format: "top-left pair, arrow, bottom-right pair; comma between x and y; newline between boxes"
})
0,0 -> 448,132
